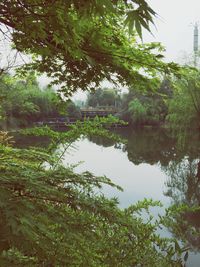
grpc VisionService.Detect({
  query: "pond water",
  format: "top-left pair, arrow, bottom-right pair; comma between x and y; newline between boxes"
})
14,127 -> 200,266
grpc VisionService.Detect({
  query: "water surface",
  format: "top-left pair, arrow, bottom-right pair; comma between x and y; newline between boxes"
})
15,127 -> 200,267
62,128 -> 200,267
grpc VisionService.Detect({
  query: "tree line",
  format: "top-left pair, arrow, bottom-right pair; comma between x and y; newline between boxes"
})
86,68 -> 200,133
0,73 -> 81,129
2,68 -> 200,134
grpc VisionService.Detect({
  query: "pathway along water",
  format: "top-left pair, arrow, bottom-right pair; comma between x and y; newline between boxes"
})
15,127 -> 200,266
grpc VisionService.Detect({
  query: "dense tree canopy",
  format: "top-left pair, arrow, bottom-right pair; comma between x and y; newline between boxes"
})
118,78 -> 173,125
167,69 -> 200,135
87,88 -> 120,107
0,0 -> 178,95
0,73 -> 68,128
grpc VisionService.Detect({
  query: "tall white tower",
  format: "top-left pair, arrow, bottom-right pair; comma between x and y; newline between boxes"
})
193,22 -> 199,66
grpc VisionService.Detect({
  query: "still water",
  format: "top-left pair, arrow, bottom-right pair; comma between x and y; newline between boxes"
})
15,127 -> 200,266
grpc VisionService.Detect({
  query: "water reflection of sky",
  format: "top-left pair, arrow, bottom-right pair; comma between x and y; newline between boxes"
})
62,138 -> 170,208
13,128 -> 200,266
63,138 -> 169,228
61,137 -> 200,267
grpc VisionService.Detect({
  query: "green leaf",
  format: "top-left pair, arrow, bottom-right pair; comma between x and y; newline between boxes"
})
135,20 -> 142,39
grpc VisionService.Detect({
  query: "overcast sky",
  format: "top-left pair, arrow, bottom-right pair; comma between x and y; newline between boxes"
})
144,0 -> 200,62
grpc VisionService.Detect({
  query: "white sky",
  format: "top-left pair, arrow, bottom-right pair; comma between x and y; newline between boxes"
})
144,0 -> 200,62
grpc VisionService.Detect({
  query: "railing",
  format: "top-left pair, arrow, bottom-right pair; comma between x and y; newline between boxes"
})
80,107 -> 119,117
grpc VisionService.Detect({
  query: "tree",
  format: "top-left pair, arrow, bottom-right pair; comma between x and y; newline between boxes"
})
162,158 -> 200,252
87,88 -> 120,107
66,101 -> 81,119
167,68 -> 200,136
119,79 -> 172,125
0,1 -> 179,95
128,98 -> 147,124
0,125 -> 186,266
0,73 -> 66,128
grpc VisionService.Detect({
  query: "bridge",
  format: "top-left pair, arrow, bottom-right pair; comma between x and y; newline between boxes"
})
34,107 -> 126,128
80,107 -> 118,118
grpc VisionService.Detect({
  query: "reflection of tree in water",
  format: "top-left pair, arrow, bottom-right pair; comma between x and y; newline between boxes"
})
87,135 -> 123,149
13,133 -> 50,148
88,128 -> 200,251
163,158 -> 200,251
125,129 -> 176,166
89,128 -> 200,167
164,159 -> 200,205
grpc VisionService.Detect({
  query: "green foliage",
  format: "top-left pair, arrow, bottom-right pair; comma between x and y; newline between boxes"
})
0,73 -> 67,128
88,126 -> 200,253
66,101 -> 81,119
0,1 -> 192,265
159,140 -> 200,252
87,88 -> 120,107
167,68 -> 200,137
162,203 -> 200,253
0,1 -> 179,95
20,116 -> 126,150
120,79 -> 172,125
0,131 -> 15,146
128,98 -> 147,124
0,122 -> 186,267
